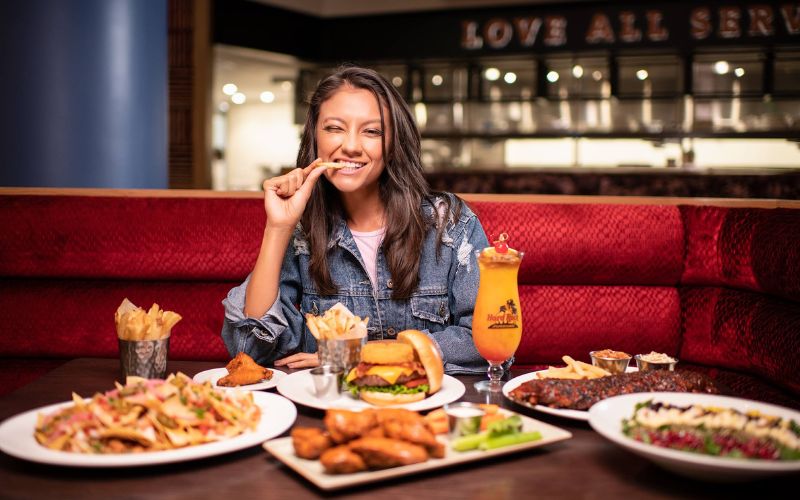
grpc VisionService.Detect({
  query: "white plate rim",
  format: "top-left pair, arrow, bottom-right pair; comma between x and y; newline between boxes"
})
502,367 -> 638,421
0,392 -> 297,467
588,392 -> 800,474
263,409 -> 572,490
192,367 -> 286,391
276,369 -> 466,411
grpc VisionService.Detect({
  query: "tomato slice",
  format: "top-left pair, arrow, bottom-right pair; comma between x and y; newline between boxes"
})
404,378 -> 428,388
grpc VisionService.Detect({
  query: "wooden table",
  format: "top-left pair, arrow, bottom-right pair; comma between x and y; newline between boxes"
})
0,358 -> 794,499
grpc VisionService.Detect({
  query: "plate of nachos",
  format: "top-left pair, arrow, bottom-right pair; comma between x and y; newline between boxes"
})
0,373 -> 296,467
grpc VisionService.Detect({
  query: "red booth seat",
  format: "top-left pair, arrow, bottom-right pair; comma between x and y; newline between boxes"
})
1,190 -> 798,407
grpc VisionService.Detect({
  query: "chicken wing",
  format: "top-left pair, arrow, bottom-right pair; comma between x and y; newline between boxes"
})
381,419 -> 444,458
320,445 -> 368,474
291,427 -> 333,460
347,437 -> 429,469
218,352 -> 273,387
324,409 -> 377,444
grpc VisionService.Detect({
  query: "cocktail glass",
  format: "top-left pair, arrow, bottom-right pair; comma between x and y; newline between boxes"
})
472,243 -> 523,392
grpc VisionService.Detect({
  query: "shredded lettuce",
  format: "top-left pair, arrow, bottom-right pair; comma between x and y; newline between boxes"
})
343,380 -> 428,396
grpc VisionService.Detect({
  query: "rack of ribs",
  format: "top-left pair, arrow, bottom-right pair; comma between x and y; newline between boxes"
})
508,370 -> 718,410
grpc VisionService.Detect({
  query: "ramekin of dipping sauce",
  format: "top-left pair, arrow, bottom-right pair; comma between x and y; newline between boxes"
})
635,351 -> 678,371
589,349 -> 631,375
443,402 -> 485,438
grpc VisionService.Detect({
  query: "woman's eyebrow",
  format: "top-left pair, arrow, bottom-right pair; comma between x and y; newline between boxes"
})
320,116 -> 382,126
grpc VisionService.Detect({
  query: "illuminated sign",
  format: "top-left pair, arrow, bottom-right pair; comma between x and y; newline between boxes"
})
461,3 -> 800,50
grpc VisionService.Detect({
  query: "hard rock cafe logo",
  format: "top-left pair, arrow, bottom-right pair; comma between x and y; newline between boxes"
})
486,299 -> 519,329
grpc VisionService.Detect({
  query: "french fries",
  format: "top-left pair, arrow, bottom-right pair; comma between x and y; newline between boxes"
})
316,161 -> 347,170
304,302 -> 368,340
114,298 -> 182,341
536,355 -> 611,380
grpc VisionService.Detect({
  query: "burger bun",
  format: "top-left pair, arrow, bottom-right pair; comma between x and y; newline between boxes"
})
397,330 -> 444,394
359,389 -> 426,407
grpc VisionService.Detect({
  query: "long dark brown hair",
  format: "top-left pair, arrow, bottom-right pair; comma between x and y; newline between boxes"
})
297,65 -> 458,298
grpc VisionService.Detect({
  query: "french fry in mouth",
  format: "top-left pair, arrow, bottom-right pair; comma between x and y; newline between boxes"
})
316,162 -> 348,170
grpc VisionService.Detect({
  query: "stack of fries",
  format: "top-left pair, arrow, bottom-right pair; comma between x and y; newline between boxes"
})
536,355 -> 611,380
305,303 -> 368,340
115,298 -> 182,341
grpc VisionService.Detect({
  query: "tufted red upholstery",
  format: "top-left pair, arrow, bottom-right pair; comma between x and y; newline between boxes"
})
1,192 -> 798,407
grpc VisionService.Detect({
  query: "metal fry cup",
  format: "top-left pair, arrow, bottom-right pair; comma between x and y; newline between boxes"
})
119,337 -> 170,380
317,336 -> 366,375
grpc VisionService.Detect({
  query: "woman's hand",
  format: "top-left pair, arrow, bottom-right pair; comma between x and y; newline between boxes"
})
274,352 -> 320,369
262,159 -> 328,230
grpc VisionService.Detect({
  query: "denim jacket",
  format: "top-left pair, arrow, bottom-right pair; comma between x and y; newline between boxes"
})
221,194 -> 490,374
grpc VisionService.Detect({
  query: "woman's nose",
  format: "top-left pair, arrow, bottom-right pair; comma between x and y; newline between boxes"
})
341,131 -> 362,156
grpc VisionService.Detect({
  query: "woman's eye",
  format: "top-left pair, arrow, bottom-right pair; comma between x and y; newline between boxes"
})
323,125 -> 342,132
364,128 -> 383,136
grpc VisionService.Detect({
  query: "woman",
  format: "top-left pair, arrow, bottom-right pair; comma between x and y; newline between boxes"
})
221,66 -> 489,374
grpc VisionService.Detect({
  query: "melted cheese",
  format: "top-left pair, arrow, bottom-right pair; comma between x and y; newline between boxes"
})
365,366 -> 415,385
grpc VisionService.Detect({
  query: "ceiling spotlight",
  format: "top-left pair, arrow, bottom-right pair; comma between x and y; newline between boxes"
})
218,102 -> 229,112
392,76 -> 403,87
231,92 -> 246,104
572,65 -> 584,79
504,72 -> 517,84
546,71 -> 560,83
431,74 -> 443,86
636,69 -> 649,81
260,91 -> 275,103
714,61 -> 730,75
734,67 -> 745,77
484,67 -> 501,81
222,83 -> 238,96
592,70 -> 603,81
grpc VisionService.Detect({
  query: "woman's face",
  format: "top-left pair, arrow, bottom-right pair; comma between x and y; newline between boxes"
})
316,86 -> 390,194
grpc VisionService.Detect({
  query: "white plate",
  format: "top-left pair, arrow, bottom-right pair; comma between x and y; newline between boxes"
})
264,410 -> 571,491
0,392 -> 297,467
588,392 -> 800,481
502,367 -> 637,421
277,369 -> 466,411
192,367 -> 286,391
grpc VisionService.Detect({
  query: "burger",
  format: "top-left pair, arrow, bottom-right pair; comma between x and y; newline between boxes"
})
344,330 -> 444,406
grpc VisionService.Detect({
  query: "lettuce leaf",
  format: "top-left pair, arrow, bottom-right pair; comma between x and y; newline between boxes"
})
343,380 -> 429,396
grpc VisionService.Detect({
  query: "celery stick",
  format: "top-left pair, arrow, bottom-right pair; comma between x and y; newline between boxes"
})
451,432 -> 488,451
487,415 -> 523,436
478,431 -> 542,450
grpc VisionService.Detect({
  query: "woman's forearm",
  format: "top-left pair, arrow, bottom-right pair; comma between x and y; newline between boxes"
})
244,226 -> 294,318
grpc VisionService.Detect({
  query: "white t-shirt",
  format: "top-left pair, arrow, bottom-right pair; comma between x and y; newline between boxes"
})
350,227 -> 386,290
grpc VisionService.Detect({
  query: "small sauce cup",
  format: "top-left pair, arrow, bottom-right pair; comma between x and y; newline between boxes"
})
443,402 -> 485,439
635,353 -> 678,372
589,350 -> 631,375
310,365 -> 343,400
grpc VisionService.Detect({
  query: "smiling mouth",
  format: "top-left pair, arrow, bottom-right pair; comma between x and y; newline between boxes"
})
333,160 -> 366,171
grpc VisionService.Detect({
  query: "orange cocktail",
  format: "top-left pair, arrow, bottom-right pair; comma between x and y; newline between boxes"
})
472,235 -> 523,392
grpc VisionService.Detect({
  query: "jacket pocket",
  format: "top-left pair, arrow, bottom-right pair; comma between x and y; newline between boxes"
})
301,294 -> 341,317
410,293 -> 450,325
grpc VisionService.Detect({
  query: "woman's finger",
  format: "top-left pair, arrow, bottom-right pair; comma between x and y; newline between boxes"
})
301,158 -> 322,178
292,168 -> 304,193
297,162 -> 328,198
274,352 -> 319,368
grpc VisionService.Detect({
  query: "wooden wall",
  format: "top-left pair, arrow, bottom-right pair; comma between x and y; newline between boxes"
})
168,0 -> 211,189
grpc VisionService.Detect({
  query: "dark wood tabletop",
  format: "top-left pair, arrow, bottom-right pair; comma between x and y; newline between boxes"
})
0,358 -> 795,500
